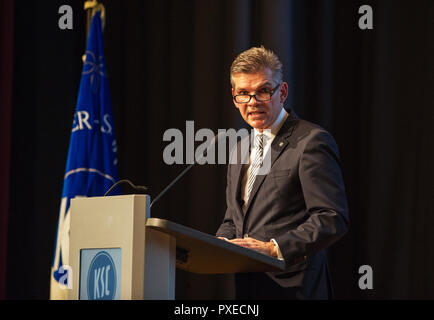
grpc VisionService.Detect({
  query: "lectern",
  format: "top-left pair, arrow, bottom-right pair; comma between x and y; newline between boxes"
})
68,195 -> 285,300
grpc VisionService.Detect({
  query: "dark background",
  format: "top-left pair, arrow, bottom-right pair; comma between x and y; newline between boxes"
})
1,0 -> 433,299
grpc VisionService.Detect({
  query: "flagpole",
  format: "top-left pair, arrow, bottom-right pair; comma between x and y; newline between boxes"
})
85,1 -> 95,40
83,0 -> 106,61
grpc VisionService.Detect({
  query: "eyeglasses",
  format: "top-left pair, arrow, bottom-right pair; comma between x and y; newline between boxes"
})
233,83 -> 281,104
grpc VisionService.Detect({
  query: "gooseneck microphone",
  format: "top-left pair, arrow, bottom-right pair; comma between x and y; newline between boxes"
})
104,179 -> 148,197
150,131 -> 227,208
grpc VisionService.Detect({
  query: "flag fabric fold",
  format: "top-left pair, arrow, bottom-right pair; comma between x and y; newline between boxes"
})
50,11 -> 120,299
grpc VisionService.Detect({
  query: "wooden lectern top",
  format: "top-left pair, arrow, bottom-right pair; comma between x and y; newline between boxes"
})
145,218 -> 285,274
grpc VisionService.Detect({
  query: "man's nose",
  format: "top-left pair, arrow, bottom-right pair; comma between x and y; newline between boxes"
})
247,95 -> 260,106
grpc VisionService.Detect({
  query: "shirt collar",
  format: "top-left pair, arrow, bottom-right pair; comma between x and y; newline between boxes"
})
253,107 -> 289,141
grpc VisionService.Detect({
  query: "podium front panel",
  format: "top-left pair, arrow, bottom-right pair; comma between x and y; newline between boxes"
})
69,195 -> 149,300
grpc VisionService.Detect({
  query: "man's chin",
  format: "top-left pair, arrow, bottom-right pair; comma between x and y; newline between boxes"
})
248,120 -> 268,130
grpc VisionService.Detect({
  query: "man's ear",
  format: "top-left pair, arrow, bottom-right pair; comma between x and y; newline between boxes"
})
280,82 -> 289,104
232,88 -> 239,109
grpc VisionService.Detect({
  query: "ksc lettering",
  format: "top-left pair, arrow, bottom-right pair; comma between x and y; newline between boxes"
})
93,264 -> 112,299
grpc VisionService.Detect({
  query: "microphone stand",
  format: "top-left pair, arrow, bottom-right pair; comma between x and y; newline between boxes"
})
150,162 -> 195,208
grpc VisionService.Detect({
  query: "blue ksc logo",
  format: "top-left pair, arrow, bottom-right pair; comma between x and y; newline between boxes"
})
87,251 -> 117,300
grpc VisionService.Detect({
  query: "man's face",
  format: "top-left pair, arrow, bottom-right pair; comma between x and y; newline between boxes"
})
232,68 -> 288,131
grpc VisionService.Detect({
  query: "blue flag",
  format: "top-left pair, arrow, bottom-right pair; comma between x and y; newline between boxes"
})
50,11 -> 120,299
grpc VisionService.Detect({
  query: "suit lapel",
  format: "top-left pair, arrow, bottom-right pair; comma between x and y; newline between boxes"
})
269,116 -> 297,167
231,134 -> 250,216
233,162 -> 244,214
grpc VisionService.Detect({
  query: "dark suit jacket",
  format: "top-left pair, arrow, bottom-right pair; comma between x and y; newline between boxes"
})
216,111 -> 349,299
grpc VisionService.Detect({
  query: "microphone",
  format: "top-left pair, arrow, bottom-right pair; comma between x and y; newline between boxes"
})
150,131 -> 227,208
104,179 -> 148,197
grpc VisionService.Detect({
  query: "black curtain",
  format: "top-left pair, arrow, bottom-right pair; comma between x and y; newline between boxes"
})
0,0 -> 14,300
6,0 -> 434,299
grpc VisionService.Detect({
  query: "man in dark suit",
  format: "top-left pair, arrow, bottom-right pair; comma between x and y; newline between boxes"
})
216,46 -> 349,299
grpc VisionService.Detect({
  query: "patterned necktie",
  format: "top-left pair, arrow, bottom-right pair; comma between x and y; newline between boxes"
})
246,133 -> 265,202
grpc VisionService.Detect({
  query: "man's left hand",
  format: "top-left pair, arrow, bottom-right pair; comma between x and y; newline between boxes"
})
228,237 -> 278,257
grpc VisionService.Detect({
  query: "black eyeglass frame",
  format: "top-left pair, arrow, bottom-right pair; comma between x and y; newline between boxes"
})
232,83 -> 281,104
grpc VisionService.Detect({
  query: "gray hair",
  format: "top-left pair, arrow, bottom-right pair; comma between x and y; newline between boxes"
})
230,46 -> 283,87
